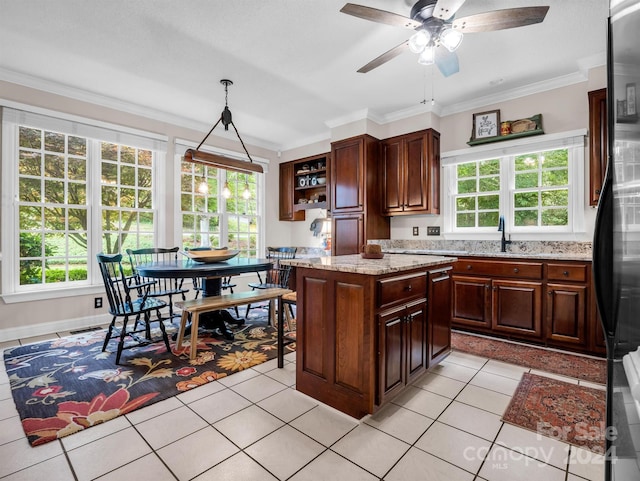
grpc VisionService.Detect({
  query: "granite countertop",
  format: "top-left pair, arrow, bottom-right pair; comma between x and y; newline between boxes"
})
281,254 -> 456,275
381,248 -> 592,262
369,240 -> 593,262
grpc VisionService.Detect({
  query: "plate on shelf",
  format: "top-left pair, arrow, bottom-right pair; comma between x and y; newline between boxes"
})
182,249 -> 240,263
361,252 -> 384,259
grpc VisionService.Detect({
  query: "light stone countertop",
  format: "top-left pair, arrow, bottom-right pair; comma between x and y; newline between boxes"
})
381,248 -> 592,262
281,254 -> 456,275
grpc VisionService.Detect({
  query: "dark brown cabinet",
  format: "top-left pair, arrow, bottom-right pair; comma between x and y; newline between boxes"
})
381,129 -> 440,216
330,135 -> 389,254
588,88 -> 607,206
278,153 -> 328,221
492,280 -> 543,339
295,264 -> 452,418
378,300 -> 427,405
451,256 -> 603,356
279,162 -> 304,221
428,267 -> 452,365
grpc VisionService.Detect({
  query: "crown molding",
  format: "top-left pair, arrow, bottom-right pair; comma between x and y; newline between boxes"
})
0,67 -> 281,152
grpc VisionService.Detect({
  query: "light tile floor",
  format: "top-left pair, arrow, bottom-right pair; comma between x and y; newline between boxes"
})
0,334 -> 606,481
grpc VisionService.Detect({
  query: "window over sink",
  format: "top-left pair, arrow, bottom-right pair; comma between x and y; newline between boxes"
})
443,130 -> 585,236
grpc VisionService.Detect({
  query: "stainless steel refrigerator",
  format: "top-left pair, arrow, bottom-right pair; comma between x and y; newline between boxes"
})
593,1 -> 640,479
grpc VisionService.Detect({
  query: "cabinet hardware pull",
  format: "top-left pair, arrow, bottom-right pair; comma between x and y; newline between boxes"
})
595,188 -> 601,195
467,265 -> 472,270
513,268 -> 519,273
563,271 -> 569,276
406,285 -> 412,291
485,284 -> 490,289
548,290 -> 553,295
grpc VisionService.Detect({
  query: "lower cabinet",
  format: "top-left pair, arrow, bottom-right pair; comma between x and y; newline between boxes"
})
332,214 -> 364,256
378,300 -> 426,405
451,257 -> 602,356
295,264 -> 453,418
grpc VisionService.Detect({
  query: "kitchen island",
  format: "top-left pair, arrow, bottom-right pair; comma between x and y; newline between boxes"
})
281,254 -> 455,419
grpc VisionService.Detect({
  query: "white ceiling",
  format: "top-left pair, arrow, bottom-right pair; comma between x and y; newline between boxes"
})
0,0 -> 609,152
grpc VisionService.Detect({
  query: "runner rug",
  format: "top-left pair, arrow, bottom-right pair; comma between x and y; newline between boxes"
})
451,331 -> 606,384
502,373 -> 606,453
3,317 -> 295,447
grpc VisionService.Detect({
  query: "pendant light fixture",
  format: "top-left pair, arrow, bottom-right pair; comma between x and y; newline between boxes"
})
184,79 -> 263,175
222,180 -> 231,199
242,176 -> 251,200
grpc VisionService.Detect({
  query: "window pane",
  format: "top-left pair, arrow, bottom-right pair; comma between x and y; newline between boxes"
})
515,209 -> 538,226
101,142 -> 118,161
514,192 -> 539,208
456,196 -> 476,211
478,159 -> 500,175
44,154 -> 64,178
542,209 -> 568,226
456,213 -> 475,227
19,151 -> 41,175
68,158 -> 86,181
121,146 -> 135,164
19,177 -> 41,202
457,163 -> 476,178
542,169 -> 568,186
515,155 -> 538,170
541,149 -> 568,168
68,136 -> 86,156
515,172 -> 539,189
19,127 -> 41,149
478,195 -> 499,210
44,131 -> 65,153
541,189 -> 568,207
479,176 -> 499,192
478,211 -> 499,227
458,179 -> 476,194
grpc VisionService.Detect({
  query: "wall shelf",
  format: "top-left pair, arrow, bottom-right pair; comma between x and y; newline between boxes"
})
467,128 -> 545,146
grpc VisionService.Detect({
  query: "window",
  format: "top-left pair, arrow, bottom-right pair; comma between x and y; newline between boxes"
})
2,107 -> 167,297
444,131 -> 585,235
180,161 -> 261,258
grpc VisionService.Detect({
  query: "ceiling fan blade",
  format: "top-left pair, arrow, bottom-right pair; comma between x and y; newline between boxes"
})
433,0 -> 467,20
435,47 -> 459,77
452,6 -> 549,33
357,41 -> 409,73
340,3 -> 421,29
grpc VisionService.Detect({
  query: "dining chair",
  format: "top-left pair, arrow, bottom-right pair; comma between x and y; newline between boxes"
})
126,247 -> 190,324
96,253 -> 171,364
185,247 -> 239,316
245,247 -> 297,321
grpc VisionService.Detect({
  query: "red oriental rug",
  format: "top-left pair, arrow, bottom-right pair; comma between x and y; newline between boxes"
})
3,318 -> 295,447
502,373 -> 606,453
452,331 -> 606,384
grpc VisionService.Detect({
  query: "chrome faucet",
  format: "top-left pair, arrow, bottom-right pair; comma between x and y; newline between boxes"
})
498,216 -> 512,253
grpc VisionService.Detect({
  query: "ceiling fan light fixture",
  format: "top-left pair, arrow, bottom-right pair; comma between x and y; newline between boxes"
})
440,27 -> 463,52
408,29 -> 430,53
417,46 -> 435,65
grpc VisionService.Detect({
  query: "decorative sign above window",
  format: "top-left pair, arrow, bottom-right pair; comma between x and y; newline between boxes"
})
468,113 -> 544,146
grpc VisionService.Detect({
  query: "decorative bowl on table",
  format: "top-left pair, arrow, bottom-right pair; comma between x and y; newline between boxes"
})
183,248 -> 240,263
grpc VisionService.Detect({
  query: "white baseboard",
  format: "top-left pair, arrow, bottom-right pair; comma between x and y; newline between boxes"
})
0,313 -> 112,342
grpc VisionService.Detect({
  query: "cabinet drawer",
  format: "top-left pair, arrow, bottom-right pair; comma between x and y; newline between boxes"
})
378,272 -> 427,310
453,259 -> 543,279
547,263 -> 588,282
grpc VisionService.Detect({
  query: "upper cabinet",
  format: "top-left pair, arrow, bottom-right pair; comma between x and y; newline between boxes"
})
588,88 -> 607,206
330,134 -> 389,254
381,129 -> 440,216
279,153 -> 329,222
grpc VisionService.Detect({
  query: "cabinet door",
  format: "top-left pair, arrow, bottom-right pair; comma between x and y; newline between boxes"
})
492,280 -> 543,339
279,162 -> 304,221
406,300 -> 427,384
452,275 -> 492,329
428,268 -> 452,366
331,137 -> 364,213
378,307 -> 405,404
381,138 -> 404,214
428,130 -> 440,214
588,88 -> 607,206
546,283 -> 587,346
403,132 -> 429,213
332,213 -> 364,256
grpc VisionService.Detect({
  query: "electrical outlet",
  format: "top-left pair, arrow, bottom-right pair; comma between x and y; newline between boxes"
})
427,226 -> 440,236
412,226 -> 419,236
94,297 -> 103,309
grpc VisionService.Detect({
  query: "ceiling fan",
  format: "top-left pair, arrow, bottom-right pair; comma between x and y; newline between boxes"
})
341,0 -> 549,77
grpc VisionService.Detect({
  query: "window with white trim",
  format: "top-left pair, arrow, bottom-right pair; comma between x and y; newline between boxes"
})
177,146 -> 263,258
444,131 -> 585,235
2,108 -> 167,295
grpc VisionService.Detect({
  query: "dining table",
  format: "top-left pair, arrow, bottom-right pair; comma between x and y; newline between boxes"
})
135,256 -> 273,340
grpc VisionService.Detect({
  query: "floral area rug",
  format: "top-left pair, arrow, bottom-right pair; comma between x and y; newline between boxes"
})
3,313 -> 295,447
502,373 -> 606,453
452,331 -> 606,384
